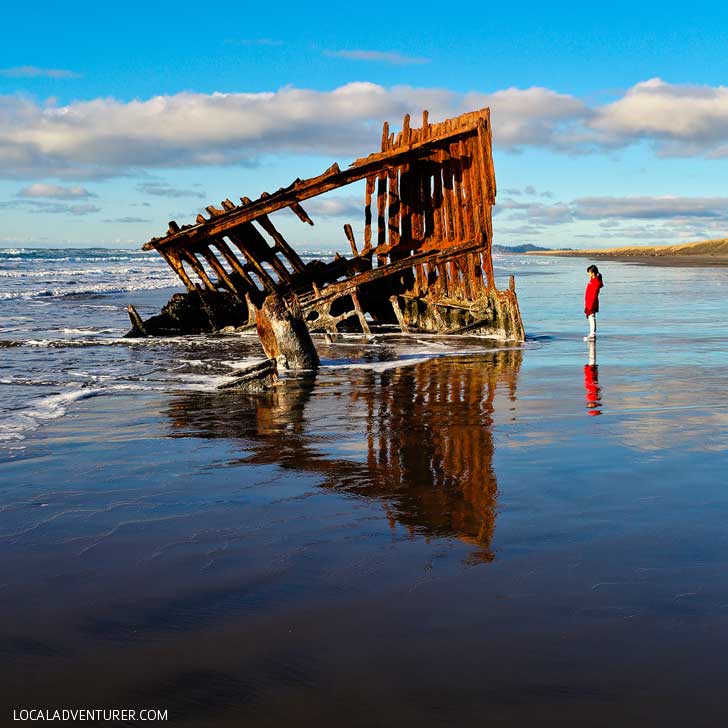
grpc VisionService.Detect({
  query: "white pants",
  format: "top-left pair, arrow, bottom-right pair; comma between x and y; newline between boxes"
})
587,313 -> 597,337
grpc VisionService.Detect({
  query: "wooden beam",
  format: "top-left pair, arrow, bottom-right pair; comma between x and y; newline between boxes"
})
180,250 -> 216,291
364,176 -> 374,251
344,224 -> 358,256
212,238 -> 256,288
201,247 -> 242,299
142,113 -> 489,251
289,202 -> 314,226
256,214 -> 307,274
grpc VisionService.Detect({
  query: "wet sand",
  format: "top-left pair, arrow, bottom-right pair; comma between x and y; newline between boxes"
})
3,258 -> 728,726
4,338 -> 728,725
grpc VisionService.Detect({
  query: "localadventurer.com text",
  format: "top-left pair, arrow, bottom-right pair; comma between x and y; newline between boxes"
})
12,708 -> 168,722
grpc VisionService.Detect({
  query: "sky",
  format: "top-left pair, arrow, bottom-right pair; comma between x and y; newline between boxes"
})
2,0 -> 728,251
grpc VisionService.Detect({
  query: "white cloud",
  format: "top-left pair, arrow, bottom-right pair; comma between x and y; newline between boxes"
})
304,195 -> 362,218
571,195 -> 728,220
590,78 -> 728,156
324,50 -> 430,65
0,199 -> 100,215
2,79 -> 728,182
18,183 -> 94,199
137,182 -> 205,199
102,216 -> 151,223
0,82 -> 587,179
0,66 -> 80,79
0,83 -> 456,178
498,199 -> 574,224
500,194 -> 728,226
465,86 -> 591,150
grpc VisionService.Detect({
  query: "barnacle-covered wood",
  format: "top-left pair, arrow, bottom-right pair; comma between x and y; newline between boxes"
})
142,108 -> 524,342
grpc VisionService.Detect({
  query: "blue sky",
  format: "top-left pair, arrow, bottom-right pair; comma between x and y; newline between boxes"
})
2,0 -> 728,250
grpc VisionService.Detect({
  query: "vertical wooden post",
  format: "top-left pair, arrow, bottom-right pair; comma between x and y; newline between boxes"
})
387,167 -> 400,250
364,176 -> 375,251
344,224 -> 358,256
376,173 -> 387,248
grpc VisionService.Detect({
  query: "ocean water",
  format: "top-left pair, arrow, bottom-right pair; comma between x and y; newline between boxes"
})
2,247 -> 728,725
0,247 -> 547,454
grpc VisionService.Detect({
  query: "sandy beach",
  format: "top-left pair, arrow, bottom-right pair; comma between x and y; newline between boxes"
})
527,238 -> 728,267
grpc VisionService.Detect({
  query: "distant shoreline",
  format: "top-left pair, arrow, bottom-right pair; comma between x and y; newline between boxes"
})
527,251 -> 728,267
525,238 -> 728,267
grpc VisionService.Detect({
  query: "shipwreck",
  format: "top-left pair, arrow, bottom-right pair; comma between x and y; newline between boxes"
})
134,108 -> 524,370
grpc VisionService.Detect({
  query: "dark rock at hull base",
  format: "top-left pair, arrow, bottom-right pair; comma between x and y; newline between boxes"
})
125,289 -> 249,337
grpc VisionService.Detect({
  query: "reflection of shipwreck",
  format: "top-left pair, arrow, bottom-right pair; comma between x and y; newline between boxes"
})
166,350 -> 522,562
140,108 -> 524,350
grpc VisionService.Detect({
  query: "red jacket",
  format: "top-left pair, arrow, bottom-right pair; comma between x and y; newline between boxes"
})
584,277 -> 603,316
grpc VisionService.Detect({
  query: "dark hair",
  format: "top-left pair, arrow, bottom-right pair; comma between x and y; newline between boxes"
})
587,264 -> 603,284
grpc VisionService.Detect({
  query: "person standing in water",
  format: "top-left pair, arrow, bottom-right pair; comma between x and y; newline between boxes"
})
584,264 -> 604,341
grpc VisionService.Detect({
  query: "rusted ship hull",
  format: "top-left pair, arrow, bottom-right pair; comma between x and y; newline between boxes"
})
139,108 -> 524,344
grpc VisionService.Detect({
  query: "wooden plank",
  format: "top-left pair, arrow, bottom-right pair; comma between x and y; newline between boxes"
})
289,201 -> 314,225
387,167 -> 400,250
143,114 -> 487,251
201,246 -> 242,299
212,238 -> 256,288
479,114 -> 497,203
209,201 -> 293,286
398,164 -> 412,252
410,164 -> 423,246
364,176 -> 374,251
351,289 -> 371,335
161,250 -> 195,291
344,224 -> 358,256
459,139 -> 473,240
450,142 -> 465,241
469,131 -> 495,287
421,163 -> 434,241
180,250 -> 216,290
465,137 -> 483,239
389,295 -> 410,333
432,153 -> 444,241
256,214 -> 307,273
305,239 -> 480,305
243,224 -> 294,285
376,173 -> 387,247
225,231 -> 277,291
441,157 -> 456,241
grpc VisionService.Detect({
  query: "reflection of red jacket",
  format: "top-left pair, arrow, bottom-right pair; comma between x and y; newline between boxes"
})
584,277 -> 603,316
584,364 -> 601,415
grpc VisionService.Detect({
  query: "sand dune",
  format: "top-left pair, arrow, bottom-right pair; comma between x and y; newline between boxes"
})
528,237 -> 728,265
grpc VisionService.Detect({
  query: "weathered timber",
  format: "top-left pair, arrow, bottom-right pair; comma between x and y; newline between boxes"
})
136,107 -> 525,348
218,358 -> 279,392
126,304 -> 147,336
256,293 -> 320,370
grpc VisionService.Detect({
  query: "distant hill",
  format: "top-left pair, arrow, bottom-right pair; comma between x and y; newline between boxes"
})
528,238 -> 728,258
493,244 -> 554,254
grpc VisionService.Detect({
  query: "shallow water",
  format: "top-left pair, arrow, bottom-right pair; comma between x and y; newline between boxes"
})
2,249 -> 728,725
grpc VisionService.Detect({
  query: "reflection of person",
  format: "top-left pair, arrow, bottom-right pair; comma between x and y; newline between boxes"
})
583,264 -> 604,341
584,339 -> 601,415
